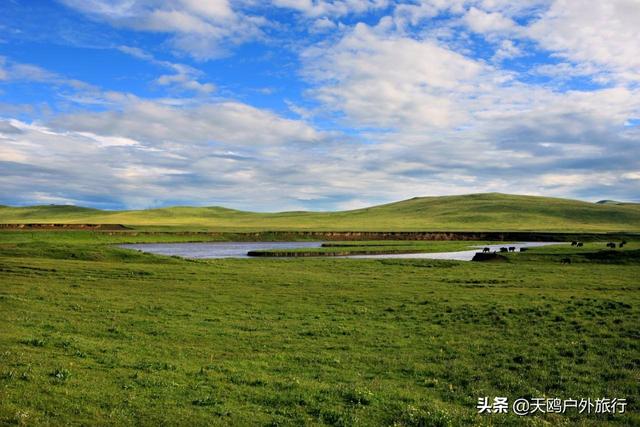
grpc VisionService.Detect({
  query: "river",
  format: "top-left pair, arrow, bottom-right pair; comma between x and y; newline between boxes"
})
120,241 -> 564,260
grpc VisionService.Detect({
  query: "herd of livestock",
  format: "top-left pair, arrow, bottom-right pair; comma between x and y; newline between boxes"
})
477,240 -> 629,265
559,241 -> 627,264
572,240 -> 627,248
481,246 -> 522,253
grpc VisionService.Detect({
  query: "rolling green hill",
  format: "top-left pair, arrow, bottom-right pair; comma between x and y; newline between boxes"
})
1,193 -> 640,232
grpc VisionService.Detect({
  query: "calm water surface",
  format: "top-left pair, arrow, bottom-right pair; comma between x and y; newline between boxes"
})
120,242 -> 323,259
347,242 -> 565,261
121,241 -> 564,260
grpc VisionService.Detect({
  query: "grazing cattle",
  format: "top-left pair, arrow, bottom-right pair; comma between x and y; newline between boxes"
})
482,247 -> 490,253
606,242 -> 616,249
571,241 -> 577,246
576,242 -> 583,247
619,242 -> 625,248
560,257 -> 571,264
520,247 -> 529,252
508,246 -> 516,252
499,247 -> 508,253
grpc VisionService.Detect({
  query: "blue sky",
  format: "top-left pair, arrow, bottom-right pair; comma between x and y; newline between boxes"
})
1,0 -> 639,210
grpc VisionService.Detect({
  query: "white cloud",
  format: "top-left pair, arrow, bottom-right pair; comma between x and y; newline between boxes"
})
178,0 -> 233,20
0,106 -> 331,209
49,100 -> 325,147
61,0 -> 265,59
527,0 -> 640,82
292,12 -> 640,204
3,0 -> 640,208
271,0 -> 389,18
75,132 -> 140,147
539,172 -> 619,188
311,17 -> 337,32
0,56 -> 89,88
390,0 -> 639,85
156,74 -> 215,93
302,23 -> 495,130
392,0 -> 545,29
492,39 -> 522,62
2,79 -> 639,210
463,7 -> 516,33
622,171 -> 640,180
118,46 -> 216,94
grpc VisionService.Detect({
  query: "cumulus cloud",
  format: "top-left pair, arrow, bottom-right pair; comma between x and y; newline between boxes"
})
49,100 -> 324,147
0,57 -> 56,82
310,17 -> 337,32
293,7 -> 640,204
302,23 -> 499,130
0,107 -> 321,209
463,7 -> 517,34
0,56 -> 92,90
271,0 -> 390,18
392,0 -> 545,30
492,39 -> 523,62
391,0 -> 639,85
527,0 -> 640,83
61,0 -> 265,59
3,107 -> 441,210
4,73 -> 638,210
2,0 -> 640,209
118,46 -> 215,94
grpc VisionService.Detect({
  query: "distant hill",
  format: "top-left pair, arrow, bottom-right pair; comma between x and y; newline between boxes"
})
596,200 -> 623,205
1,193 -> 640,232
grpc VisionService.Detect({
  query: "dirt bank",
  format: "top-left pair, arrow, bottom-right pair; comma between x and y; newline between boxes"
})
1,227 -> 637,241
0,223 -> 130,230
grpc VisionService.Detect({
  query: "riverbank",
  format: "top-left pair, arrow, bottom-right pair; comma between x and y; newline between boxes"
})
3,227 -> 638,243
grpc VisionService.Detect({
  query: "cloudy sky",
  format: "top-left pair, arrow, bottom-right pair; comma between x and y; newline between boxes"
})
1,0 -> 639,210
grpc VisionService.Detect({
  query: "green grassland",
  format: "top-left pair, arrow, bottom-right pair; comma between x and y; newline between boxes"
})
2,193 -> 640,231
1,232 -> 639,425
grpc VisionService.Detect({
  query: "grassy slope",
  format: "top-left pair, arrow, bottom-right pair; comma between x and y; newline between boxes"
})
1,193 -> 640,232
0,233 -> 638,425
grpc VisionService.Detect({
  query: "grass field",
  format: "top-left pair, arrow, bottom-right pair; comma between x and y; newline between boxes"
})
2,193 -> 640,232
0,231 -> 638,425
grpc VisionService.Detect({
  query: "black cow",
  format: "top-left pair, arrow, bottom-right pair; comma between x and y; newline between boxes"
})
606,242 -> 616,249
499,247 -> 508,253
482,247 -> 490,253
571,241 -> 577,246
619,242 -> 625,248
576,242 -> 583,247
508,246 -> 516,252
560,257 -> 571,264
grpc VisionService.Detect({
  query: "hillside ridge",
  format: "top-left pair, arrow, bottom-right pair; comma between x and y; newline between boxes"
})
1,193 -> 639,232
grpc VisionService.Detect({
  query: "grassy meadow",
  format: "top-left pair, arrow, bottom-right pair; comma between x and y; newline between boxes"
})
0,231 -> 638,425
2,193 -> 640,232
